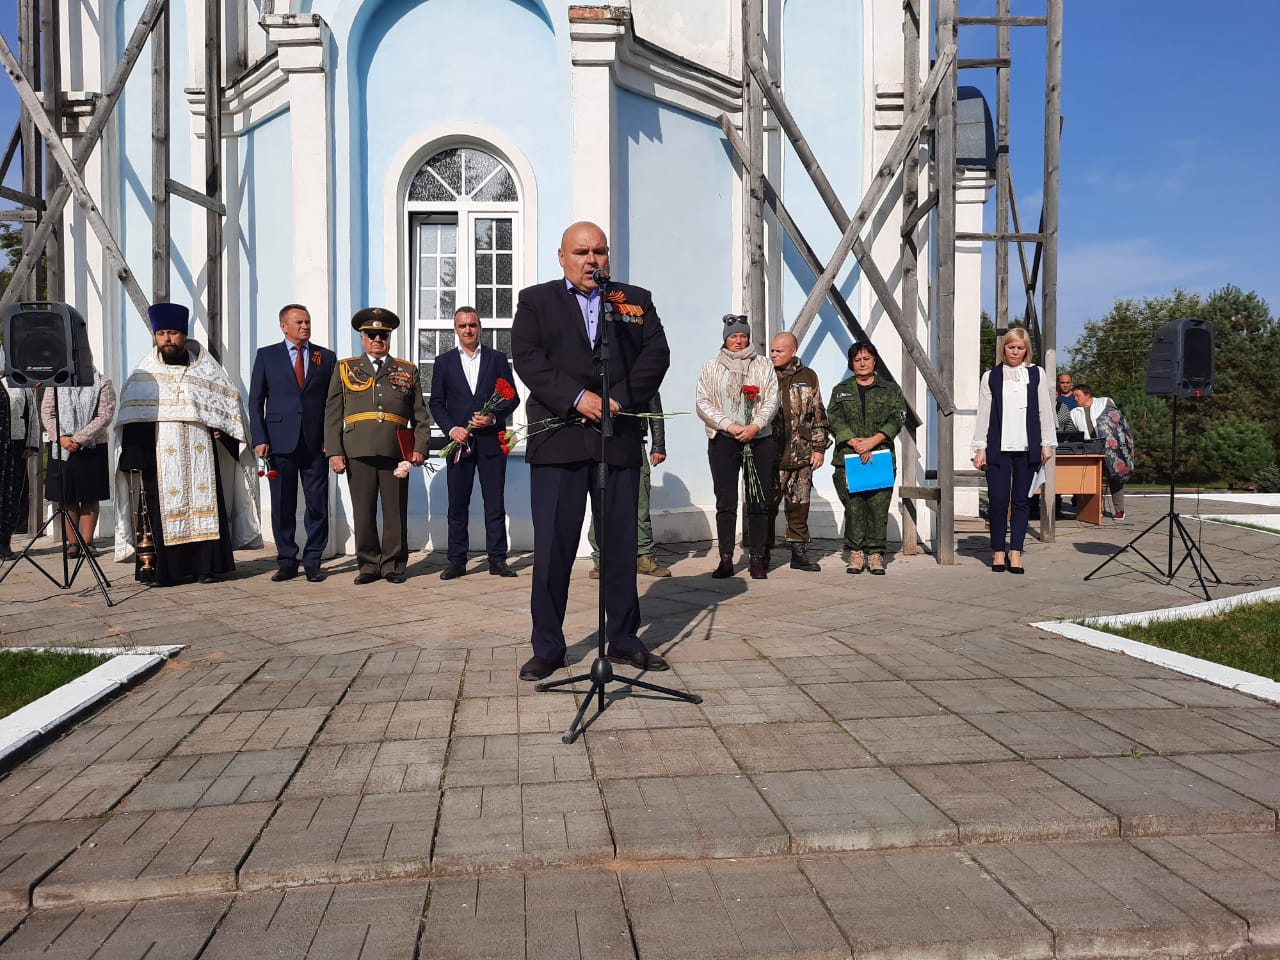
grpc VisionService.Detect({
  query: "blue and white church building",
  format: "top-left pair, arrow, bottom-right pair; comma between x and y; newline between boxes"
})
64,0 -> 991,557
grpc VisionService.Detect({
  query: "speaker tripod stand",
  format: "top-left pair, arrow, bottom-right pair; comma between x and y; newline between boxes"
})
1084,396 -> 1219,600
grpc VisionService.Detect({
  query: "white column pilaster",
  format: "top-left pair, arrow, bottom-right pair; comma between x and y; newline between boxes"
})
568,14 -> 623,234
955,167 -> 995,517
264,14 -> 333,330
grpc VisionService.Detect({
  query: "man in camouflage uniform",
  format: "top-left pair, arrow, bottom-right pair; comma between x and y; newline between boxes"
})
767,332 -> 831,571
324,307 -> 431,584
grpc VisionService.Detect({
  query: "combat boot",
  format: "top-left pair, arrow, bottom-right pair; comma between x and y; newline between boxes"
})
789,541 -> 820,572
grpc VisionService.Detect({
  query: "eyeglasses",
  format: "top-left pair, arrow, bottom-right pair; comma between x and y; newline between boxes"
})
721,314 -> 748,326
363,331 -> 390,341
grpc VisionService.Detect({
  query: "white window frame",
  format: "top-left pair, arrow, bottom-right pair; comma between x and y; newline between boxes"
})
403,144 -> 527,440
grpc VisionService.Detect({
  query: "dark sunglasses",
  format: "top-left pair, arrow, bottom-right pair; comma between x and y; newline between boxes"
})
721,314 -> 748,326
363,331 -> 390,340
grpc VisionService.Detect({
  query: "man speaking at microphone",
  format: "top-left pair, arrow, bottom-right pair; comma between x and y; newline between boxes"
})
511,221 -> 671,682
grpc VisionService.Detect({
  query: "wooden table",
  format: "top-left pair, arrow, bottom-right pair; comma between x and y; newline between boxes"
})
1055,454 -> 1104,525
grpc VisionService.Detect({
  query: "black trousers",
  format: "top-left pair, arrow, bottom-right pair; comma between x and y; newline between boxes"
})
528,460 -> 643,663
708,433 -> 778,557
346,455 -> 409,577
268,443 -> 329,570
986,450 -> 1034,552
446,447 -> 508,565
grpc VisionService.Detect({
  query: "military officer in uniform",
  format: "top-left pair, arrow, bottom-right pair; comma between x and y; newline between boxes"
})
324,307 -> 432,584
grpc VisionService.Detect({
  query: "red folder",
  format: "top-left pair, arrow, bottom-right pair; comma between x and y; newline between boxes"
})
396,428 -> 415,461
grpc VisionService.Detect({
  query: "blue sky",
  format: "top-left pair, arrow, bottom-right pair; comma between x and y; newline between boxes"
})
1,2 -> 1275,357
965,1 -> 1279,351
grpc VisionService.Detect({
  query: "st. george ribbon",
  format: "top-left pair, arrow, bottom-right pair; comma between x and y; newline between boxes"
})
593,269 -> 643,323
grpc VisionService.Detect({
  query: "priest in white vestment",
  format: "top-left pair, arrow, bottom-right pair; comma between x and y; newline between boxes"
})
113,303 -> 261,585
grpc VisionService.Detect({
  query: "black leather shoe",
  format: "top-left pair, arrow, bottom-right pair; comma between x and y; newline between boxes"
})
354,572 -> 381,585
197,574 -> 220,584
441,562 -> 466,580
385,572 -> 407,584
606,648 -> 670,672
271,568 -> 298,582
304,567 -> 326,583
489,561 -> 517,577
711,555 -> 734,578
519,655 -> 564,681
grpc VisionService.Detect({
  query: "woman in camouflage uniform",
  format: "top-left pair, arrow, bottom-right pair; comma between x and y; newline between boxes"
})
828,341 -> 905,575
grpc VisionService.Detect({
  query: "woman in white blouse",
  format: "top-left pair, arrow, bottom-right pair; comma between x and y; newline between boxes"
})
971,328 -> 1056,574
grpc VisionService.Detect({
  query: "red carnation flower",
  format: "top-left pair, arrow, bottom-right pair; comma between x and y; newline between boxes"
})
495,378 -> 517,402
742,385 -> 760,401
267,469 -> 279,479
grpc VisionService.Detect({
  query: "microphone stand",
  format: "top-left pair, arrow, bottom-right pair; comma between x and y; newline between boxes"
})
0,385 -> 115,605
536,271 -> 701,743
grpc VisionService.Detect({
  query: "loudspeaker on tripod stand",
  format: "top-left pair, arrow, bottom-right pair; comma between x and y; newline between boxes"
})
1,301 -> 94,387
1145,316 -> 1214,398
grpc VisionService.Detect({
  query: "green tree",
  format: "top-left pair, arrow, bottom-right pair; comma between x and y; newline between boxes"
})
1067,286 -> 1280,485
0,223 -> 21,293
1197,414 -> 1275,487
1114,389 -> 1170,483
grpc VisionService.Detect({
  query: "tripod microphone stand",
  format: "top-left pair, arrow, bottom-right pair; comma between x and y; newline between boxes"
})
1083,395 -> 1219,600
536,271 -> 701,743
0,386 -> 115,606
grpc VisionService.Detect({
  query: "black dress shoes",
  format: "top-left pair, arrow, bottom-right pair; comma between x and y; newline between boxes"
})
489,561 -> 517,577
519,655 -> 564,681
385,572 -> 407,584
197,574 -> 220,584
441,562 -> 466,580
271,568 -> 298,582
304,567 -> 326,582
711,555 -> 734,578
606,648 -> 670,672
354,572 -> 381,585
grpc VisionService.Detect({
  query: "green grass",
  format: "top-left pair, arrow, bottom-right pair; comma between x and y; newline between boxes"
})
1104,601 -> 1280,681
0,649 -> 113,719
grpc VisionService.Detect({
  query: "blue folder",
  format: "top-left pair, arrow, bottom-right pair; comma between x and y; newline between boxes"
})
844,449 -> 894,493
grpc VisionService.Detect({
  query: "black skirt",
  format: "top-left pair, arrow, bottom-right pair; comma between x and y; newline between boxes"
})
45,444 -> 111,504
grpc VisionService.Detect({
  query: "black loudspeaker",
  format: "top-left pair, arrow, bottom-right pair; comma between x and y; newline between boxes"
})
1146,317 -> 1214,397
2,301 -> 94,387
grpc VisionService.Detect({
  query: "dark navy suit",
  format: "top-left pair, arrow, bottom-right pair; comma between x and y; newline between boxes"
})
428,345 -> 520,566
249,339 -> 336,570
511,279 -> 669,664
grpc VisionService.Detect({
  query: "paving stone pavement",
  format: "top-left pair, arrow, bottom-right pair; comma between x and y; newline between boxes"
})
2,496 -> 1280,957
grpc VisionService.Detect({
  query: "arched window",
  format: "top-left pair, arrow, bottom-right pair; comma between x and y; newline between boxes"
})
407,145 -> 521,401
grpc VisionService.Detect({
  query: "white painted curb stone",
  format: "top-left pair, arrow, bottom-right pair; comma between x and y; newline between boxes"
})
1033,587 -> 1280,706
0,645 -> 183,767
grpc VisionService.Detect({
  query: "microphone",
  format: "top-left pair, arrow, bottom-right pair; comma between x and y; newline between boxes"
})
591,269 -> 610,286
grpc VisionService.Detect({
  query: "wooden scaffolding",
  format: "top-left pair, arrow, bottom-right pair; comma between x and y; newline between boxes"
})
731,0 -> 1063,561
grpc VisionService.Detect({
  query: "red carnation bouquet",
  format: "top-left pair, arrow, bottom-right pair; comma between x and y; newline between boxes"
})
740,384 -> 764,503
256,454 -> 279,480
439,377 -> 518,462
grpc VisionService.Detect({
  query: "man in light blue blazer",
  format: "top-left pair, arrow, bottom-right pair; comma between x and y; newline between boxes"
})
428,307 -> 520,580
249,303 -> 337,582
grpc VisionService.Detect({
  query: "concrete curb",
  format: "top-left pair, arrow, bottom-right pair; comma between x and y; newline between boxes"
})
0,645 -> 184,767
1033,586 -> 1280,705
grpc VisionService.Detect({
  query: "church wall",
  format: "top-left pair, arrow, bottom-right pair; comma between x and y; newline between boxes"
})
342,0 -> 565,553
778,0 -> 873,540
114,0 -> 200,376
231,113 -> 295,372
613,89 -> 734,544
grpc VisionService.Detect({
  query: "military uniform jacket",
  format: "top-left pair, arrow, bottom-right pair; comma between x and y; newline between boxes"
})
772,359 -> 831,469
827,374 -> 905,473
323,355 -> 432,460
